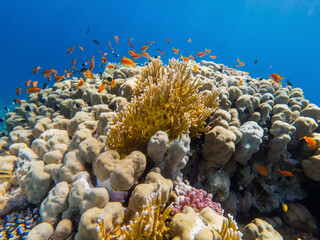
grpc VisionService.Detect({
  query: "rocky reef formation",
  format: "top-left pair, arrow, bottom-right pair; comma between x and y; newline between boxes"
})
0,58 -> 319,239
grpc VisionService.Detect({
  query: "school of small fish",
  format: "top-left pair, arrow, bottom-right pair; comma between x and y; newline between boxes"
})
12,30 -> 286,124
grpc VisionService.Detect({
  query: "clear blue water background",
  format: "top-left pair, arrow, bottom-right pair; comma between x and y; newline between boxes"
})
1,0 -> 320,112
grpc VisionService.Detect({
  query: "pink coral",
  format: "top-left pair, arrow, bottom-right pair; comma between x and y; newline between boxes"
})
172,187 -> 223,215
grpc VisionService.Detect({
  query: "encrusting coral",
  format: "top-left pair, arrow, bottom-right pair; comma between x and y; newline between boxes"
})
105,58 -> 219,156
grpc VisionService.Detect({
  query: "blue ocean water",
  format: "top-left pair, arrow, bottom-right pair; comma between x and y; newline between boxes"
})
1,0 -> 320,108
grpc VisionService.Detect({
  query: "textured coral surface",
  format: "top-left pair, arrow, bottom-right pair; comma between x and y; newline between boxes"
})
0,57 -> 319,240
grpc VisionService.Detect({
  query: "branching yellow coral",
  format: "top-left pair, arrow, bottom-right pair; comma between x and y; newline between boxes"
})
105,58 -> 219,155
106,185 -> 172,240
215,213 -> 243,240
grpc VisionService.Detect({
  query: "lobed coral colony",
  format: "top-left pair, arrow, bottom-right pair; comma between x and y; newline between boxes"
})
0,55 -> 320,240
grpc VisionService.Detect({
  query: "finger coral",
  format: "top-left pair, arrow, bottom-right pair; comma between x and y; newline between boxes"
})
171,186 -> 223,215
105,58 -> 219,156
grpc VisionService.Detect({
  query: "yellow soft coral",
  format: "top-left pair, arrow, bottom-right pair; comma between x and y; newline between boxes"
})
217,214 -> 243,240
105,185 -> 172,240
105,58 -> 219,156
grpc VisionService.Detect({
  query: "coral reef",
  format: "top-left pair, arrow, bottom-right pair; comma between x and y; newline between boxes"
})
68,172 -> 109,215
243,218 -> 283,240
0,207 -> 41,239
171,207 -> 242,240
283,202 -> 318,233
94,150 -> 146,191
148,131 -> 191,180
105,59 -> 219,155
127,171 -> 173,214
0,56 -> 319,240
39,181 -> 69,225
172,182 -> 223,215
75,202 -> 124,240
107,184 -> 172,239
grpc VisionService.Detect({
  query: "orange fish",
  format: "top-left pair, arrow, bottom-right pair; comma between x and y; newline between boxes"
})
66,71 -> 74,78
108,40 -> 112,47
84,59 -> 91,65
55,75 -> 65,83
109,79 -> 116,89
48,75 -> 52,81
128,50 -> 136,56
67,46 -> 74,54
131,52 -> 142,59
141,45 -> 149,52
85,70 -> 94,79
196,52 -> 206,57
72,65 -> 77,71
14,98 -> 22,105
71,58 -> 76,65
300,136 -> 317,149
180,55 -> 189,62
189,55 -> 194,60
42,69 -> 53,77
128,38 -> 134,41
205,49 -> 211,53
98,50 -> 101,53
26,87 -> 41,93
277,168 -> 294,177
148,41 -> 155,46
78,46 -> 84,51
89,61 -> 95,71
141,52 -> 150,58
76,80 -> 85,88
254,164 -> 268,177
114,36 -> 119,44
188,38 -> 192,42
32,81 -> 38,87
101,57 -> 108,63
166,39 -> 170,44
120,56 -> 137,66
33,66 -> 41,74
236,58 -> 245,67
98,83 -> 107,93
103,52 -> 107,56
210,55 -> 217,59
160,51 -> 165,55
172,48 -> 179,54
106,64 -> 115,69
64,68 -> 69,73
16,87 -> 21,95
129,42 -> 134,49
52,69 -> 57,77
269,73 -> 285,85
193,65 -> 198,72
